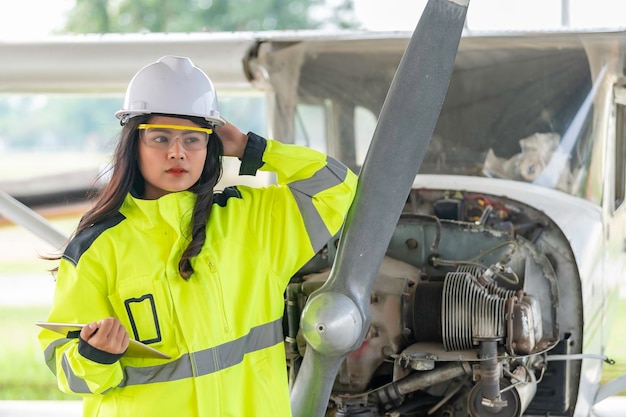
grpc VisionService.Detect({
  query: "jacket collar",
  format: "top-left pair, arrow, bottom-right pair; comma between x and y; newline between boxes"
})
120,191 -> 197,233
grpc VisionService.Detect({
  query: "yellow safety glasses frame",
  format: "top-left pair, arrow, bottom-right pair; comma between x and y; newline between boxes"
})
137,124 -> 213,135
137,123 -> 213,151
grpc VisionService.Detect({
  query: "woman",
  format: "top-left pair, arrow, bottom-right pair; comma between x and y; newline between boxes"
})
39,55 -> 357,417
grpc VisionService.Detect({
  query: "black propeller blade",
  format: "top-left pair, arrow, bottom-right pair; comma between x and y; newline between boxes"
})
290,1 -> 470,416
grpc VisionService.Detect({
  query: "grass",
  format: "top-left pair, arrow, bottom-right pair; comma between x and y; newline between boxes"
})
0,215 -> 81,400
0,306 -> 75,400
602,297 -> 626,394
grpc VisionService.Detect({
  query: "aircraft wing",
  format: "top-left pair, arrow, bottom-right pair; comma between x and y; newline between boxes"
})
0,32 -> 258,92
0,30 -> 415,93
2,27 -> 626,93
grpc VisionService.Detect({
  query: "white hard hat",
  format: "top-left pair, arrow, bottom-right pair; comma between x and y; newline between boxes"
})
115,55 -> 225,126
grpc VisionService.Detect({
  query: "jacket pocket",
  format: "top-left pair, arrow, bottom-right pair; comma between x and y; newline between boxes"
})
108,277 -> 179,356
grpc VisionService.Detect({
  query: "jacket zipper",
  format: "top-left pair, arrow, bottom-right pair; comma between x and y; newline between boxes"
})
208,261 -> 230,333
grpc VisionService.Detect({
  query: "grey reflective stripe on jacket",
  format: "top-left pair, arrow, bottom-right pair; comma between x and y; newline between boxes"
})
45,318 -> 283,392
289,156 -> 349,251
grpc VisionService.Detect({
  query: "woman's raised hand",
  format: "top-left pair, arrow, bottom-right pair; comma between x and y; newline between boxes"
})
215,120 -> 248,158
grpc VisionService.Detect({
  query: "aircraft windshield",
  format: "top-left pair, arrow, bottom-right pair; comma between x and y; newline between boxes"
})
420,46 -> 594,194
286,39 -> 595,197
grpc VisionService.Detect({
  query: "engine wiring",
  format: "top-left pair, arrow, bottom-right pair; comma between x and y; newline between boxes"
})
430,240 -> 520,285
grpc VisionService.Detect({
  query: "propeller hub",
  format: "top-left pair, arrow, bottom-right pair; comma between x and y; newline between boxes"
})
300,292 -> 363,356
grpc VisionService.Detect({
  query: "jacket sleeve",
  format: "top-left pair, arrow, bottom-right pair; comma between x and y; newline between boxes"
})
238,132 -> 357,287
38,252 -> 124,397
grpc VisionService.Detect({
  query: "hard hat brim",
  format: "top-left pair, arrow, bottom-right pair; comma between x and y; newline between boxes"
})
114,109 -> 226,126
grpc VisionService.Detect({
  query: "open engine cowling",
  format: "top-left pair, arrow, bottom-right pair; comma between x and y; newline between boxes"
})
287,189 -> 572,417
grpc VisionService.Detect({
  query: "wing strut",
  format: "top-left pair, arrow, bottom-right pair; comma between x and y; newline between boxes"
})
0,190 -> 68,248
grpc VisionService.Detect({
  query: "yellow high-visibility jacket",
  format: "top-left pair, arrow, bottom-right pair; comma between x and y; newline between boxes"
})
39,133 -> 357,417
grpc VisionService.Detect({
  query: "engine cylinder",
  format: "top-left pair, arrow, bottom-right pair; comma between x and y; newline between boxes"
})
444,271 -> 511,350
411,271 -> 519,351
411,281 -> 443,342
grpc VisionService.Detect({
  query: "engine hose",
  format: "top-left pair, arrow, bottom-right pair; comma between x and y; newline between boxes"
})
372,362 -> 472,405
477,340 -> 504,407
285,283 -> 302,354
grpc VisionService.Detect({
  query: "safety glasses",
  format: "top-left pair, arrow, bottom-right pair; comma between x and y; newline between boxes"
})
137,123 -> 213,151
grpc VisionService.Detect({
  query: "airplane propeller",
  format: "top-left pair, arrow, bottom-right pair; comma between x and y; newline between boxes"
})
289,1 -> 470,416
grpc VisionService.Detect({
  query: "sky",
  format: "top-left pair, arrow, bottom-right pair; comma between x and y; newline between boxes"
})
0,0 -> 625,40
357,0 -> 626,31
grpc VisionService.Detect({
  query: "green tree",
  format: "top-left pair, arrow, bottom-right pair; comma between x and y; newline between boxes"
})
62,0 -> 359,33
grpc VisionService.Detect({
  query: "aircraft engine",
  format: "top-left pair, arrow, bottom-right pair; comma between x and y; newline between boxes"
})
287,190 -> 565,417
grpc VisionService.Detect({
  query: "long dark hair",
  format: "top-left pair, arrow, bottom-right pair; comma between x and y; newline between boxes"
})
74,114 -> 223,279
